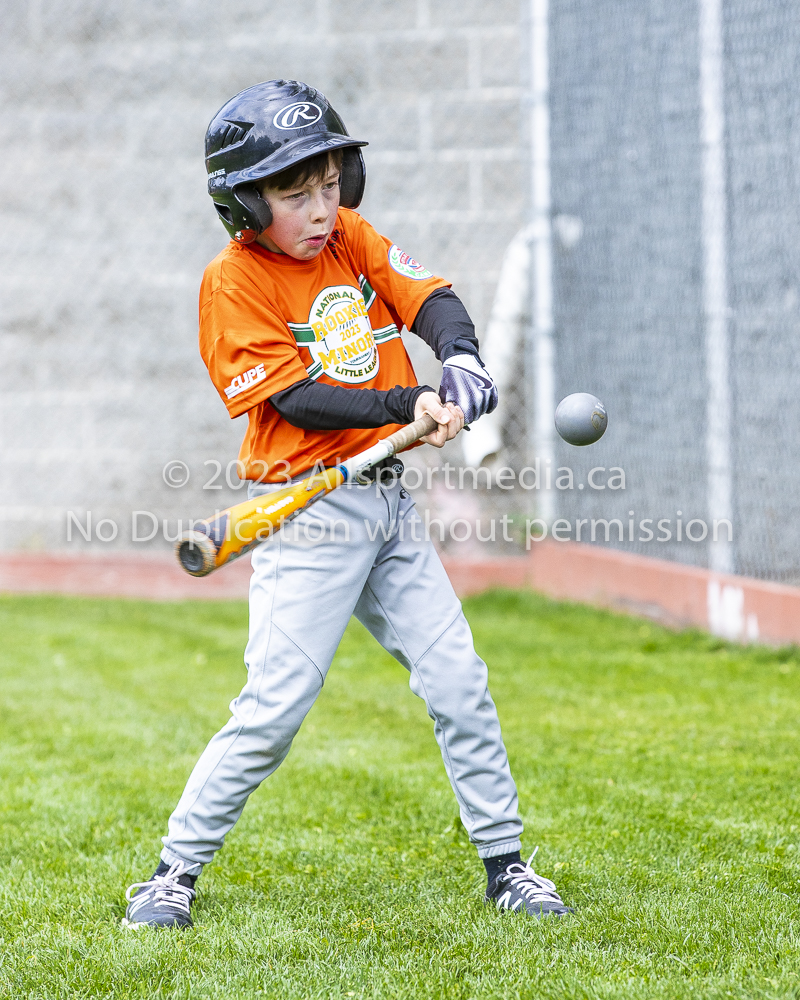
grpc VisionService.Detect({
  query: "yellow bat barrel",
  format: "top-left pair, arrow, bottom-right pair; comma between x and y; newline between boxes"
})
176,467 -> 345,577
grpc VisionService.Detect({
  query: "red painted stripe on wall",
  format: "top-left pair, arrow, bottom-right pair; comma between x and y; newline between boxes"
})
1,544 -> 798,646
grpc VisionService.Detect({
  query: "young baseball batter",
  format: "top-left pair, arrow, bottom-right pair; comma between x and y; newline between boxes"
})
122,79 -> 572,928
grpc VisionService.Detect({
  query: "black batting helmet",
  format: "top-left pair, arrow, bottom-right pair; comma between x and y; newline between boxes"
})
205,80 -> 368,244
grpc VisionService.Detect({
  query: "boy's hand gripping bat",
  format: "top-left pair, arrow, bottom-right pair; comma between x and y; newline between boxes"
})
176,414 -> 437,577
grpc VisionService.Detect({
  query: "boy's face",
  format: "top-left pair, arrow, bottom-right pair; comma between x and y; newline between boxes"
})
255,165 -> 340,259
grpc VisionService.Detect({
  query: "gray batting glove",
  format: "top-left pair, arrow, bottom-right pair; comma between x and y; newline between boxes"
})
438,353 -> 498,425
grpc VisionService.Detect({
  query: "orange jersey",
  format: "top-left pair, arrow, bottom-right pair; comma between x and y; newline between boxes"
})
199,208 -> 449,481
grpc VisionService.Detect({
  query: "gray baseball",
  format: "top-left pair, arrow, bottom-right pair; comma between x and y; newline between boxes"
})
554,392 -> 608,446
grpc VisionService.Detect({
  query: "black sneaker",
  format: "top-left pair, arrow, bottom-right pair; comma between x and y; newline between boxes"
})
485,849 -> 574,918
122,861 -> 197,929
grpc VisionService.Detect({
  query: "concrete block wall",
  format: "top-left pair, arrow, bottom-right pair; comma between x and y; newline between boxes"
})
0,0 -> 526,552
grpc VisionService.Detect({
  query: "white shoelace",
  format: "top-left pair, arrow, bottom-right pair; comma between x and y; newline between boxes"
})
125,861 -> 196,917
501,847 -> 564,905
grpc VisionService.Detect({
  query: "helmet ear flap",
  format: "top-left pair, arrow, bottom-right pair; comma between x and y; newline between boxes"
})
339,148 -> 366,209
235,186 -> 273,233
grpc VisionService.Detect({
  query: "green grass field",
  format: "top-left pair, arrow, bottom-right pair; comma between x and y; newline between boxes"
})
1,591 -> 800,999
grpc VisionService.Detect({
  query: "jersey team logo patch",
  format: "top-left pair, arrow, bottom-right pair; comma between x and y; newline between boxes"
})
272,102 -> 323,130
388,245 -> 433,281
289,285 -> 379,385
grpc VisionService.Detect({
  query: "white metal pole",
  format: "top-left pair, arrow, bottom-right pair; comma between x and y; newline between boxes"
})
528,0 -> 555,523
699,0 -> 734,573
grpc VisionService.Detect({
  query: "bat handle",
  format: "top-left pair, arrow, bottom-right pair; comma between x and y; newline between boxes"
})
383,412 -> 438,455
337,412 -> 441,482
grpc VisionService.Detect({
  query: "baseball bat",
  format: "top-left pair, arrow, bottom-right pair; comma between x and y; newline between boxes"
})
176,413 -> 438,577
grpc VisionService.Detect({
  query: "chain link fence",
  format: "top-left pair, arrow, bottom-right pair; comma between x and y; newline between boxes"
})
545,0 -> 800,582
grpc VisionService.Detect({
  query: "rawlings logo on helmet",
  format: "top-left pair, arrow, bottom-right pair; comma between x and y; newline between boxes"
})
272,102 -> 323,130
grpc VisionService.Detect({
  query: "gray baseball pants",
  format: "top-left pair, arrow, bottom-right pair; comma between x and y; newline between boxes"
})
161,477 -> 523,873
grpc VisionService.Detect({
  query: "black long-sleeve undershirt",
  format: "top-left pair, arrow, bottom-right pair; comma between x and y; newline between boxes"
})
270,287 -> 480,431
271,380 -> 433,431
410,286 -> 480,361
